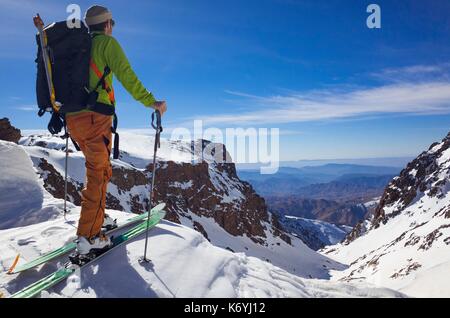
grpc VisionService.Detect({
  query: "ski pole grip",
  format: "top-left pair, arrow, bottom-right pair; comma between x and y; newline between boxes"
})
151,110 -> 162,131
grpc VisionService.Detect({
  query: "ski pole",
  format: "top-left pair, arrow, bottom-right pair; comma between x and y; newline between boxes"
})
63,123 -> 70,217
141,110 -> 163,262
64,132 -> 69,214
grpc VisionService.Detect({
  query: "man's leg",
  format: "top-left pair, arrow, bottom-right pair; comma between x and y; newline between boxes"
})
66,112 -> 112,239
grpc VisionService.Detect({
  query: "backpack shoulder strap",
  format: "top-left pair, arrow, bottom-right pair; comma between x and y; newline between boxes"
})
90,59 -> 115,106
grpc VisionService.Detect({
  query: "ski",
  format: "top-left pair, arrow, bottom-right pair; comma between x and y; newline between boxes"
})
7,203 -> 165,275
10,209 -> 166,298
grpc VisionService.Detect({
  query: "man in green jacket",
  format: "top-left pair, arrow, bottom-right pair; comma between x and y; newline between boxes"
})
66,5 -> 167,255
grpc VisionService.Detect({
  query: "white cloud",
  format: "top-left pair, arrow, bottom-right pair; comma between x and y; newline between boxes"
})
192,80 -> 450,126
371,63 -> 450,83
16,105 -> 36,112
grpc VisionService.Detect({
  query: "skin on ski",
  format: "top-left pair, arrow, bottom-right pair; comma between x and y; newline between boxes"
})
8,203 -> 165,275
10,210 -> 166,298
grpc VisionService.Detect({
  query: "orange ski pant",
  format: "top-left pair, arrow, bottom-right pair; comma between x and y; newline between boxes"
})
66,112 -> 112,239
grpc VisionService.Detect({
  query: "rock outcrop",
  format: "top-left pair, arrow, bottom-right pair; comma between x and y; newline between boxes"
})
21,134 -> 291,246
0,118 -> 21,144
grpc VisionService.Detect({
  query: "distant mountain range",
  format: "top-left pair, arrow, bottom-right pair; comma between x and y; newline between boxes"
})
236,157 -> 413,171
267,197 -> 376,227
238,164 -> 400,197
238,164 -> 398,227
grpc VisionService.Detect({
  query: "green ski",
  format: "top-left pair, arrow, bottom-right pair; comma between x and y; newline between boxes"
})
8,203 -> 165,275
10,209 -> 166,298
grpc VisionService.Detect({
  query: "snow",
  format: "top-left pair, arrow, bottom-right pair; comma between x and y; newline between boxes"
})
429,141 -> 443,154
0,132 -> 406,298
169,181 -> 193,190
366,198 -> 379,207
22,139 -> 87,184
437,148 -> 450,166
399,261 -> 450,298
208,164 -> 245,205
409,169 -> 418,178
117,132 -> 197,167
0,141 -> 55,230
178,212 -> 345,279
322,161 -> 450,297
20,131 -> 198,173
283,215 -> 350,246
0,204 -> 404,298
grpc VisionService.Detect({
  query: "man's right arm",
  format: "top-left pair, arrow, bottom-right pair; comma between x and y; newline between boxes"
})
103,36 -> 156,108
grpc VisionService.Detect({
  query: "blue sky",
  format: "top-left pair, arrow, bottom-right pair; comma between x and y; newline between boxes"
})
1,0 -> 450,160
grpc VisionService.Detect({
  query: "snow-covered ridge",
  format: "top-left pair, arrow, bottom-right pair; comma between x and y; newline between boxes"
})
0,140 -> 403,298
279,215 -> 351,250
322,132 -> 450,297
17,132 -> 342,278
0,205 -> 403,298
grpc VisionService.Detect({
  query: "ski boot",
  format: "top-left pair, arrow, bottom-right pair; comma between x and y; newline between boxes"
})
102,214 -> 117,231
70,233 -> 112,266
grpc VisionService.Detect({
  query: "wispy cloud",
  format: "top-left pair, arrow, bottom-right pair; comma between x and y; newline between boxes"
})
192,79 -> 450,126
15,105 -> 36,112
370,63 -> 450,83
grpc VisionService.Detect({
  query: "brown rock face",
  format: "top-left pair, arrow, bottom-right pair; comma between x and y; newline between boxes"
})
145,160 -> 283,244
343,220 -> 367,244
30,138 -> 291,246
111,166 -> 148,193
193,221 -> 210,241
36,158 -> 82,205
270,213 -> 291,245
373,132 -> 450,228
0,118 -> 21,144
344,131 -> 450,243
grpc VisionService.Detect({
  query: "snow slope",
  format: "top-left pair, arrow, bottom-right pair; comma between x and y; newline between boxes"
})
322,133 -> 450,298
18,132 -> 343,279
177,211 -> 341,279
0,141 -> 57,230
0,140 -> 404,298
0,206 -> 403,298
279,215 -> 351,250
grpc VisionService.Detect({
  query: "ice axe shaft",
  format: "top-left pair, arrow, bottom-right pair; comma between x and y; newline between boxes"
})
33,13 -> 59,112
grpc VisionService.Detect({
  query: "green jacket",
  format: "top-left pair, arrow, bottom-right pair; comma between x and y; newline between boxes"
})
67,31 -> 156,115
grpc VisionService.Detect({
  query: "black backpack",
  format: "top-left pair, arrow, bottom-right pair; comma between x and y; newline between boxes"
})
36,21 -> 91,115
35,20 -> 119,159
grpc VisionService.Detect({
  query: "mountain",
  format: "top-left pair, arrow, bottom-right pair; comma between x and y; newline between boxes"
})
0,138 -> 404,298
299,164 -> 401,177
322,132 -> 450,297
293,175 -> 393,201
241,166 -> 393,228
0,118 -> 21,144
266,197 -> 373,227
238,165 -> 397,199
238,164 -> 400,182
236,157 -> 412,171
238,166 -> 334,184
16,131 -> 345,277
278,215 -> 352,250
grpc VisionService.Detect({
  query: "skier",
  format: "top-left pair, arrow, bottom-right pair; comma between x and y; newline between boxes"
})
65,5 -> 167,255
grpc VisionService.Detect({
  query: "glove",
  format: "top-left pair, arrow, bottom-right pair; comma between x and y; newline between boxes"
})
47,112 -> 64,135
